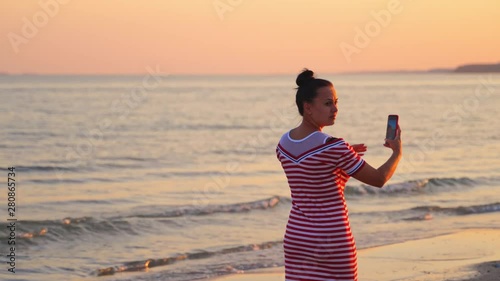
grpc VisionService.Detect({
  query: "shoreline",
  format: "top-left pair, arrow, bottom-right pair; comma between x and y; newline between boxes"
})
212,229 -> 500,281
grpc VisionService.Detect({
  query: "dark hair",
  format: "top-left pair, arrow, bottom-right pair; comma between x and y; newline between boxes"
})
295,68 -> 333,116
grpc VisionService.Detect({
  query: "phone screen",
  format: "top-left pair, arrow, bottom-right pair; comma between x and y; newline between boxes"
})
386,115 -> 398,140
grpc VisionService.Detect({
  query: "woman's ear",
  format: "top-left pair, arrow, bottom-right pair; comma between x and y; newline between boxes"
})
304,102 -> 312,115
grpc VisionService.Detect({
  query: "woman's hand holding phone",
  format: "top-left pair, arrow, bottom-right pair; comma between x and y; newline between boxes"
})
384,124 -> 402,154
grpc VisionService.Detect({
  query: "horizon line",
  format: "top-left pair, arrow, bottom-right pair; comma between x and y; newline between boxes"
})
0,69 -> 453,76
3,61 -> 498,76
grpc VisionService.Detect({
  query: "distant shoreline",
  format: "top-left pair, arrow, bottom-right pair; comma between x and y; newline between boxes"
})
454,63 -> 500,73
338,62 -> 500,75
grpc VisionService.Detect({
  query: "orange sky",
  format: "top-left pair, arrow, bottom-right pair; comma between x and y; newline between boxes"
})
1,0 -> 499,74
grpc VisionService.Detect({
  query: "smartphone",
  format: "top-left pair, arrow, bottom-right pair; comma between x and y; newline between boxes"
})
385,115 -> 399,140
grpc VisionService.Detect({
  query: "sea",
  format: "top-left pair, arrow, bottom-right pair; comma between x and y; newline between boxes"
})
0,73 -> 499,281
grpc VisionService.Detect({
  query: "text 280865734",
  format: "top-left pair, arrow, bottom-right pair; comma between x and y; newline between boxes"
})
6,167 -> 16,274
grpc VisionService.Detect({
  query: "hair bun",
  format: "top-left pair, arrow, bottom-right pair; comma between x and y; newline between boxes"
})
296,68 -> 315,87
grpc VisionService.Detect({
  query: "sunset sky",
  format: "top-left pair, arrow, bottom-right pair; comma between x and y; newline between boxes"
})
1,0 -> 499,74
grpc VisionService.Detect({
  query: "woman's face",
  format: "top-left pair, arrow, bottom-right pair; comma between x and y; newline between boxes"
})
305,85 -> 338,127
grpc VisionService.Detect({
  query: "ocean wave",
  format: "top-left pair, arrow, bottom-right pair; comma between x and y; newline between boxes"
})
345,177 -> 480,196
167,124 -> 271,131
16,165 -> 80,173
0,196 -> 288,243
0,215 -> 139,248
95,240 -> 283,276
4,192 -> 496,253
8,130 -> 60,137
410,202 -> 500,216
361,202 -> 500,222
146,170 -> 279,179
17,159 -> 154,175
127,195 -> 287,219
100,156 -> 153,162
25,177 -> 118,185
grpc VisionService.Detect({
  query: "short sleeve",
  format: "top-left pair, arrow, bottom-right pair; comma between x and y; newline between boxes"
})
324,138 -> 365,176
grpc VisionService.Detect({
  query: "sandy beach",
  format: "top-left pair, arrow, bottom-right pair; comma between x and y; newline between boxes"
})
213,229 -> 500,281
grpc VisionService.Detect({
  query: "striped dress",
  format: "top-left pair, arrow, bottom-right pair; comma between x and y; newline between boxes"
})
276,131 -> 365,281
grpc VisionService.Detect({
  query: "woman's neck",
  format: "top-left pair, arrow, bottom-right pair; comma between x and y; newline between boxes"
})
289,118 -> 323,140
301,117 -> 323,132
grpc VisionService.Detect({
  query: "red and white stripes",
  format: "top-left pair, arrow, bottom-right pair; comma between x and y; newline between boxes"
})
277,132 -> 364,281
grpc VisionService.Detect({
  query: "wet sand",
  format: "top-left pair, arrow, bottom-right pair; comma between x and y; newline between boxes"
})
213,229 -> 500,281
456,261 -> 500,281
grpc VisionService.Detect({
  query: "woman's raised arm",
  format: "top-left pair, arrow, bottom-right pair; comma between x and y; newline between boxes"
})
352,127 -> 402,188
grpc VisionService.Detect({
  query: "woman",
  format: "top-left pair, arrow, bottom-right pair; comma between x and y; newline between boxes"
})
276,69 -> 402,281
